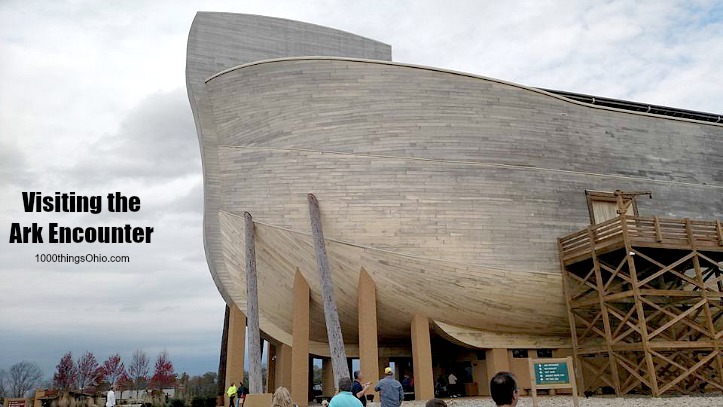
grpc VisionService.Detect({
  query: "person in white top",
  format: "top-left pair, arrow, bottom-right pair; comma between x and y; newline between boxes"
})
447,373 -> 458,397
106,386 -> 116,407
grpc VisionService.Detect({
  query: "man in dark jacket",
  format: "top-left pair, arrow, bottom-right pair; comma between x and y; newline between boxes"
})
351,371 -> 371,406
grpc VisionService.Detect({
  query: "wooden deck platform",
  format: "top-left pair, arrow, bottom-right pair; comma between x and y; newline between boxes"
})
560,215 -> 723,265
558,215 -> 723,396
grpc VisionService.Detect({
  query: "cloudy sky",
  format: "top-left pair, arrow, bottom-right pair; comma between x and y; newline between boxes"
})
1,0 -> 722,381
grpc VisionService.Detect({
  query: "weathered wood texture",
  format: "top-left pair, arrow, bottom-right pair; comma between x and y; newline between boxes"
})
308,194 -> 350,384
186,12 -> 391,307
244,212 -> 262,394
188,13 -> 723,350
206,56 -> 722,346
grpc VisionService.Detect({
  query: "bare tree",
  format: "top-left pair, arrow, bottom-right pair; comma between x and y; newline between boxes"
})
7,361 -> 43,397
0,368 -> 7,399
127,349 -> 149,392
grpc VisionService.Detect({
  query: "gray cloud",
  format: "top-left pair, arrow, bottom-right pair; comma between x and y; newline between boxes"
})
65,89 -> 200,185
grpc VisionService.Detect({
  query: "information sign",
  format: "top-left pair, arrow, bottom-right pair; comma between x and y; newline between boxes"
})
5,399 -> 28,407
527,357 -> 578,407
534,361 -> 570,385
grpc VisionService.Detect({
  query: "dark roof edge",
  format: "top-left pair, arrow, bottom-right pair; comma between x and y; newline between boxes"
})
541,88 -> 722,124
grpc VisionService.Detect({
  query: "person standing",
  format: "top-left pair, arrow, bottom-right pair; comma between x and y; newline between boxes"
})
447,372 -> 458,397
237,382 -> 245,407
329,377 -> 362,407
226,382 -> 237,407
106,386 -> 116,407
374,367 -> 403,407
351,371 -> 371,406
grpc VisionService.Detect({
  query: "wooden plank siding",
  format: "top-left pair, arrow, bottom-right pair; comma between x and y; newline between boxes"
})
187,13 -> 723,350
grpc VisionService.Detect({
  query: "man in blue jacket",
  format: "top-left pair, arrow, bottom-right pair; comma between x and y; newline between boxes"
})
374,367 -> 403,407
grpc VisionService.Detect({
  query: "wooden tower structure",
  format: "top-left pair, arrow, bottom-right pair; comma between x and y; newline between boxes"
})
559,201 -> 723,395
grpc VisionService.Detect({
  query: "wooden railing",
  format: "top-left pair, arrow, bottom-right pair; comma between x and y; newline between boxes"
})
559,216 -> 723,262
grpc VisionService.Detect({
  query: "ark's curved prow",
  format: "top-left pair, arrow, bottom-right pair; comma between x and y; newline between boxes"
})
186,12 -> 392,303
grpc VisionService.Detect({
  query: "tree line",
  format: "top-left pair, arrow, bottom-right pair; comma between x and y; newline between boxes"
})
0,350 -> 177,401
51,350 -> 176,394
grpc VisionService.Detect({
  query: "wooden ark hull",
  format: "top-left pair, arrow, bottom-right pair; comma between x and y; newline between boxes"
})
186,13 -> 723,354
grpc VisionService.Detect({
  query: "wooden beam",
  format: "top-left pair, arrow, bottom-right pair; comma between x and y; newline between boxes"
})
218,305 -> 230,406
622,219 -> 659,396
588,228 -> 621,394
559,239 -> 585,393
244,212 -> 263,394
692,251 -> 723,388
410,314 -> 434,400
291,269 -> 310,406
308,193 -> 349,387
275,344 -> 293,390
358,268 -> 380,401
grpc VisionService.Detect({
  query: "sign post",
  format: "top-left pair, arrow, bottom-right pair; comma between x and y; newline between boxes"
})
528,357 -> 579,407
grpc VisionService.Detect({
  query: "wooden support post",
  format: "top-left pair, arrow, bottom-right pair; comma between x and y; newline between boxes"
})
226,304 -> 246,407
292,269 -> 310,406
588,228 -> 621,394
485,348 -> 511,391
218,305 -> 230,407
654,216 -> 663,243
689,230 -> 723,388
558,239 -> 585,395
276,344 -> 293,390
716,220 -> 723,246
410,314 -> 434,400
358,268 -> 380,401
244,212 -> 263,394
622,218 -> 659,395
308,193 -> 350,386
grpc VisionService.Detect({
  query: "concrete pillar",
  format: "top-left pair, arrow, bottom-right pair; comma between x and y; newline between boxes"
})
266,342 -> 276,393
358,268 -> 380,401
276,344 -> 293,390
292,269 -> 310,406
410,314 -> 434,401
485,349 -> 510,395
322,358 -> 335,396
226,304 -> 246,407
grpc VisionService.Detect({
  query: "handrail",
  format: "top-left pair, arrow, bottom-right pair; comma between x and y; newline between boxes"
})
559,215 -> 723,261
